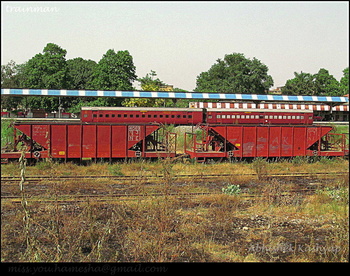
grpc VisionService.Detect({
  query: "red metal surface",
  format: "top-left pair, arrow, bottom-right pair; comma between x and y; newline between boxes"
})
81,107 -> 313,125
81,107 -> 203,125
185,125 -> 347,160
205,109 -> 313,125
1,123 -> 176,161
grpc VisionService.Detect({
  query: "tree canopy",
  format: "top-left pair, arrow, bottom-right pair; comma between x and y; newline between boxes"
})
1,43 -> 348,113
1,44 -> 139,111
195,53 -> 274,94
281,68 -> 347,96
90,49 -> 137,91
340,67 -> 349,95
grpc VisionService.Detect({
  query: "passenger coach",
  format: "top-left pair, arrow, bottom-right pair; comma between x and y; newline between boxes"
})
81,107 -> 203,125
205,108 -> 314,125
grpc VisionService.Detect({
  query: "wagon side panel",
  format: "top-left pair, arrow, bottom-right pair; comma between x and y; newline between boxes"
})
51,125 -> 67,158
67,125 -> 81,158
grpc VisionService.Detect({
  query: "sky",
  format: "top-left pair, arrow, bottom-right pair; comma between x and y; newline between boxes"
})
1,1 -> 349,91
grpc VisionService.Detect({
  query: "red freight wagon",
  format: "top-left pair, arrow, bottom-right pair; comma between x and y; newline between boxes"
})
185,125 -> 348,162
1,121 -> 177,162
81,107 -> 203,125
206,108 -> 314,125
1,111 -> 10,118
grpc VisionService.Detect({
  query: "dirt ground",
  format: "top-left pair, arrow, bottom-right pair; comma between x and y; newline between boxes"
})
1,172 -> 348,262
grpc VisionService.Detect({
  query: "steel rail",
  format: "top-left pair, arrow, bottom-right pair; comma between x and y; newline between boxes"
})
1,171 -> 348,181
1,187 -> 318,204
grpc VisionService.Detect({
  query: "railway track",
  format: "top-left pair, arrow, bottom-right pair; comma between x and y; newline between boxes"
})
1,171 -> 346,205
1,171 -> 347,183
1,188 -> 317,204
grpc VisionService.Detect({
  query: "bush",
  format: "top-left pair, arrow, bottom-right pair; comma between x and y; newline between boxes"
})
222,184 -> 241,195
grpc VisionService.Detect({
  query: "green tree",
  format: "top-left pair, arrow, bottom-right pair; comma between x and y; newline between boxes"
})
282,69 -> 344,96
1,60 -> 26,110
21,43 -> 68,89
1,60 -> 25,88
90,49 -> 137,106
66,57 -> 97,90
18,43 -> 69,112
122,70 -> 171,107
282,72 -> 316,95
314,68 -> 341,96
195,53 -> 273,94
91,49 -> 137,91
340,67 -> 349,95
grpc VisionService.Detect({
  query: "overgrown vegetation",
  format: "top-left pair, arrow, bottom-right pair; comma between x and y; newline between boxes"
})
1,158 -> 348,262
1,119 -> 14,148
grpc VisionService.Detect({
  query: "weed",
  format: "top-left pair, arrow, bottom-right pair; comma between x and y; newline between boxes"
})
251,158 -> 268,180
108,164 -> 124,176
222,184 -> 241,195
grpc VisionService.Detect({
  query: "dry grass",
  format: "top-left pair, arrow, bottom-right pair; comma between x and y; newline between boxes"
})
1,158 -> 349,262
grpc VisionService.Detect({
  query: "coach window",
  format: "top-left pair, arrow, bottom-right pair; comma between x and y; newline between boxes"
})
260,115 -> 264,119
278,116 -> 282,119
153,115 -> 157,118
301,116 -> 304,119
177,115 -> 181,118
208,115 -> 212,119
274,116 -> 277,119
269,116 -> 273,119
288,116 -> 291,119
171,115 -> 175,118
237,115 -> 240,119
142,114 -> 145,118
183,115 -> 187,118
99,114 -> 103,117
296,116 -> 300,119
241,115 -> 245,119
165,115 -> 169,118
93,114 -> 97,118
283,116 -> 286,119
148,115 -> 152,118
188,115 -> 192,119
256,115 -> 259,119
265,115 -> 268,119
112,114 -> 115,118
117,114 -> 122,118
232,115 -> 236,119
159,115 -> 163,118
130,115 -> 133,118
292,116 -> 295,119
136,114 -> 139,118
227,115 -> 231,119
106,114 -> 109,118
222,115 -> 226,119
123,114 -> 127,118
217,115 -> 221,119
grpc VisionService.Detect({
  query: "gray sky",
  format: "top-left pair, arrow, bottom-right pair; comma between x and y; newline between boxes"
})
1,1 -> 349,91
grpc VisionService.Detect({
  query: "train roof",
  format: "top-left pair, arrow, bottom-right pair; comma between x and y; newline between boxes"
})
206,108 -> 313,113
81,107 -> 203,112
